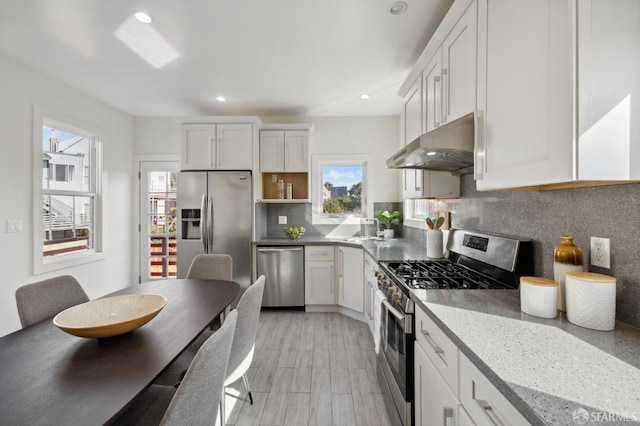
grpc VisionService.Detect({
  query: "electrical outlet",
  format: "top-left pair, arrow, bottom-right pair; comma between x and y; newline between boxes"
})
590,237 -> 611,268
278,216 -> 287,225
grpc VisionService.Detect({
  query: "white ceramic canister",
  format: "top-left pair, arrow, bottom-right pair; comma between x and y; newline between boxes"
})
427,229 -> 443,259
520,277 -> 558,319
565,271 -> 616,331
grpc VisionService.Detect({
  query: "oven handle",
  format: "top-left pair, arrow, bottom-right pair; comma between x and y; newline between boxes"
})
381,299 -> 412,334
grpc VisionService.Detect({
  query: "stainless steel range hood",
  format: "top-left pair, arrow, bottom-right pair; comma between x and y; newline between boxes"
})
386,112 -> 474,175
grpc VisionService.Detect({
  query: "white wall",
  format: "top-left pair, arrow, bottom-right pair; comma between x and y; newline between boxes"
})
0,53 -> 135,336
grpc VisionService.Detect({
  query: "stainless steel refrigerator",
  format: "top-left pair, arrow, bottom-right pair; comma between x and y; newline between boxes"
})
176,171 -> 252,293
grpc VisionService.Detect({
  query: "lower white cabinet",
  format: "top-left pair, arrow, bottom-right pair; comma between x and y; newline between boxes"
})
337,246 -> 364,313
415,343 -> 463,426
304,246 -> 335,305
364,252 -> 377,334
459,353 -> 530,426
415,305 -> 531,426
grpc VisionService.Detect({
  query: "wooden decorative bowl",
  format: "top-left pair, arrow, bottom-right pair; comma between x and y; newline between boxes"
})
53,294 -> 167,338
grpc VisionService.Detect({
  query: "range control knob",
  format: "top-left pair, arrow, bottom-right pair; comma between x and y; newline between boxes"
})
382,279 -> 391,289
391,292 -> 402,303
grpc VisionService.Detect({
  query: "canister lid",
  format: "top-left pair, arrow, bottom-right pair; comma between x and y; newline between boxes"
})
520,276 -> 558,287
565,271 -> 616,283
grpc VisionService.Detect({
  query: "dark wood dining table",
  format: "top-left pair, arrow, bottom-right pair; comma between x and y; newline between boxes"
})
0,278 -> 239,426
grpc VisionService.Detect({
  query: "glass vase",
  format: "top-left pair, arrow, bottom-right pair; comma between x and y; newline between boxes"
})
553,235 -> 583,312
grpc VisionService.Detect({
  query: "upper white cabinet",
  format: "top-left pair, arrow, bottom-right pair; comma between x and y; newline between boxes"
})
337,245 -> 364,313
259,130 -> 309,172
403,76 -> 425,199
475,0 -> 640,190
181,123 -> 252,170
399,0 -> 476,199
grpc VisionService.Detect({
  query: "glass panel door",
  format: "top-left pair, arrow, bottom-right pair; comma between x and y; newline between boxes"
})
140,162 -> 178,280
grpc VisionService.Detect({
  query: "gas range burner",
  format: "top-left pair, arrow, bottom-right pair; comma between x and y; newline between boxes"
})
382,260 -> 515,290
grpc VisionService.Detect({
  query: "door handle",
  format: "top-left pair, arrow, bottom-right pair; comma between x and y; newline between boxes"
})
208,195 -> 214,252
475,110 -> 485,180
475,398 -> 502,426
420,330 -> 444,355
441,68 -> 448,124
200,194 -> 208,252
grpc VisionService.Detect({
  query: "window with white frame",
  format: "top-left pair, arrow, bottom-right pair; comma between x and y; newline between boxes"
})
312,155 -> 372,224
34,108 -> 103,273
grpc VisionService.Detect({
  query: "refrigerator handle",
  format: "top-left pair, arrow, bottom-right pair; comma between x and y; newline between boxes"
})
208,194 -> 215,253
200,194 -> 208,253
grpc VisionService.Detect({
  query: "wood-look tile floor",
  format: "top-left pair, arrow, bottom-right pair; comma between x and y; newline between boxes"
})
220,311 -> 397,426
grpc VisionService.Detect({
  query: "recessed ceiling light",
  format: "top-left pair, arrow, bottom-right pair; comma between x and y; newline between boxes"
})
133,11 -> 153,24
216,96 -> 226,102
389,1 -> 408,15
360,94 -> 370,100
427,151 -> 437,156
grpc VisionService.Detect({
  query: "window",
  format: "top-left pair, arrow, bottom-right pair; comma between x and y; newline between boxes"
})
33,107 -> 103,273
322,165 -> 363,215
312,155 -> 373,224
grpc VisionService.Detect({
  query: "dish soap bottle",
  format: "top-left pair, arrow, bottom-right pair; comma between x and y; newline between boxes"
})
553,235 -> 583,312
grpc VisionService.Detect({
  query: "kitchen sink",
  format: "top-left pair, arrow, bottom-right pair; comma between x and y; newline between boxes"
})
339,236 -> 386,244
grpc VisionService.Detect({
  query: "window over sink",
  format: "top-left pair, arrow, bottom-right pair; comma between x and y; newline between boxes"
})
311,154 -> 373,225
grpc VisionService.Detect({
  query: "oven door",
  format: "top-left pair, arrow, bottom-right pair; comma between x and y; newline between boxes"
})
378,297 -> 413,425
382,298 -> 410,398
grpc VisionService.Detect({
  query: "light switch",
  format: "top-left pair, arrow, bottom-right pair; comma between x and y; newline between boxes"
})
278,216 -> 287,225
7,219 -> 23,233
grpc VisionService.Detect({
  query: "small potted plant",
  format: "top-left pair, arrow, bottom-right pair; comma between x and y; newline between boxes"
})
376,210 -> 402,239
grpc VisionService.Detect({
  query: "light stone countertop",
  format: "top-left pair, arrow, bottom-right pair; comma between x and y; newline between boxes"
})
411,289 -> 640,425
253,236 -> 428,261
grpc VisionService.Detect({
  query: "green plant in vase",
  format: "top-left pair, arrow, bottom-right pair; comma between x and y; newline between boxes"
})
375,210 -> 402,239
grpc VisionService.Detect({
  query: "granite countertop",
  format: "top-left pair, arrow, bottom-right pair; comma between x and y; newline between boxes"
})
253,236 -> 428,261
410,289 -> 640,425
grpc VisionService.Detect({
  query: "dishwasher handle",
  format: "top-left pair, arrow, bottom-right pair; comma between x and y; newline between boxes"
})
258,247 -> 304,253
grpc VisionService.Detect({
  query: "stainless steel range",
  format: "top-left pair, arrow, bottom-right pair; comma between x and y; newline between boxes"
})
375,229 -> 534,426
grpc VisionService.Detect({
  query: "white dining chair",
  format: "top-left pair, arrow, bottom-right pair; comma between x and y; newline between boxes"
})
221,275 -> 265,421
114,310 -> 238,425
186,254 -> 233,281
15,275 -> 89,328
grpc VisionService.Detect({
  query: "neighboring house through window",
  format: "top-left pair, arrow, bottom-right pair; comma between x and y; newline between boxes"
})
312,154 -> 373,224
33,107 -> 104,273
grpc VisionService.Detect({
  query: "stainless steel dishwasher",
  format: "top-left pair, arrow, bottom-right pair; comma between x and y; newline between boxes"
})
257,246 -> 304,307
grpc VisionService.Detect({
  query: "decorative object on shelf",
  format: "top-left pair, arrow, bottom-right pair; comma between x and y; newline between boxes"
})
565,271 -> 616,331
376,210 -> 402,239
284,226 -> 305,239
520,277 -> 558,319
286,183 -> 293,199
277,180 -> 285,199
553,235 -> 583,311
53,294 -> 167,338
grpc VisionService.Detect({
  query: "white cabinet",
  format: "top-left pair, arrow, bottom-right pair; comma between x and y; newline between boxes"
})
459,353 -> 530,425
337,246 -> 364,313
424,0 -> 476,132
259,130 -> 309,172
364,252 -> 377,335
180,124 -> 252,170
304,246 -> 335,305
415,307 -> 459,395
414,304 -> 531,426
403,76 -> 425,199
475,0 -> 640,190
415,343 -> 462,426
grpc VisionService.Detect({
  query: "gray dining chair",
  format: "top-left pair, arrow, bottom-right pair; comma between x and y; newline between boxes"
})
186,254 -> 233,281
114,309 -> 238,426
15,275 -> 89,328
221,275 -> 265,420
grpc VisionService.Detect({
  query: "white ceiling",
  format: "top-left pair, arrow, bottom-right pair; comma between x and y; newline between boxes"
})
0,0 -> 453,118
